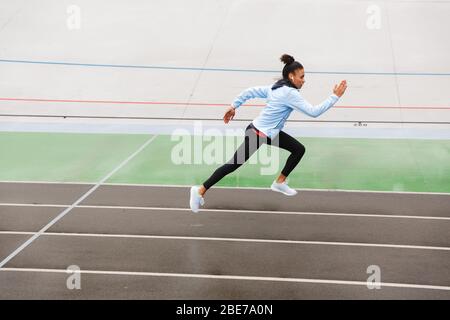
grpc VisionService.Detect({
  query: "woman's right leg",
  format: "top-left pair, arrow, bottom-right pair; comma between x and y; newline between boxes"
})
190,124 -> 266,212
201,125 -> 265,193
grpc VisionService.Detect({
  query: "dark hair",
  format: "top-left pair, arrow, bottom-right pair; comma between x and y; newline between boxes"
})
280,54 -> 303,79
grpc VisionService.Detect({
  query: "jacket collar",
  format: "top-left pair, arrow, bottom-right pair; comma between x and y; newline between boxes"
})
271,78 -> 298,90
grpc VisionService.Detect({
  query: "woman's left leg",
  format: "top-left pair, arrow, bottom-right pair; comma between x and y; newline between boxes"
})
276,131 -> 306,178
269,131 -> 305,195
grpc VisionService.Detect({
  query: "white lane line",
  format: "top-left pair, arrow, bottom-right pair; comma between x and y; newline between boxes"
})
101,183 -> 450,196
1,231 -> 449,251
0,180 -> 449,195
76,205 -> 450,221
0,231 -> 35,235
0,180 -> 94,185
1,202 -> 449,221
0,203 -> 68,208
1,267 -> 450,291
0,135 -> 158,268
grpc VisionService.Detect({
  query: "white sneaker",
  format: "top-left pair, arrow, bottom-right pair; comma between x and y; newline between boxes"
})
190,186 -> 205,213
271,181 -> 298,196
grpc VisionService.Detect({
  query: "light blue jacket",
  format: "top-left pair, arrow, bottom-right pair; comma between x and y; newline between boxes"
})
232,85 -> 339,138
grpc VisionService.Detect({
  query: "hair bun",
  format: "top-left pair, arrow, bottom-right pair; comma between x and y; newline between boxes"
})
280,54 -> 295,65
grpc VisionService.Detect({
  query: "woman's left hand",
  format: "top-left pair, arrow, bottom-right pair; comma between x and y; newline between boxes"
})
223,106 -> 236,124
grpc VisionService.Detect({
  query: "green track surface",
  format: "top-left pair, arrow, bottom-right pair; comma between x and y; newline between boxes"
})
1,132 -> 449,193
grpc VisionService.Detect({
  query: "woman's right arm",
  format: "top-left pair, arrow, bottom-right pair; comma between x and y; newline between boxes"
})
288,80 -> 347,118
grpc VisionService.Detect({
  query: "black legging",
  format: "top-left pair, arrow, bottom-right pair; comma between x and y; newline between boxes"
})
202,123 -> 305,190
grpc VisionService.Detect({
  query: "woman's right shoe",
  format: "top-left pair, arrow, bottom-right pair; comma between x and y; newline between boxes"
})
189,186 -> 205,213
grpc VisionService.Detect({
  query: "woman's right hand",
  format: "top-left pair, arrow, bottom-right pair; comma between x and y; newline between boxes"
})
223,106 -> 236,124
333,80 -> 347,97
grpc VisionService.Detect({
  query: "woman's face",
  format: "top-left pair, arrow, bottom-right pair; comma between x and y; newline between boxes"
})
289,68 -> 305,89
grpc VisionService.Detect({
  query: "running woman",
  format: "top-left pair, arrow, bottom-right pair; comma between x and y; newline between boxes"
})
190,54 -> 347,212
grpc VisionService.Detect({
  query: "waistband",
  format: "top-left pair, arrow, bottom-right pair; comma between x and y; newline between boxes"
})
248,122 -> 268,138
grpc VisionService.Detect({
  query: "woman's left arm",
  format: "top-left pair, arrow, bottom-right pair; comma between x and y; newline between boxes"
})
224,86 -> 270,123
231,86 -> 270,109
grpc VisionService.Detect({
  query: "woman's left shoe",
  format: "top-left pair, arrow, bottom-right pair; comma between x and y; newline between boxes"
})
270,181 -> 298,196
